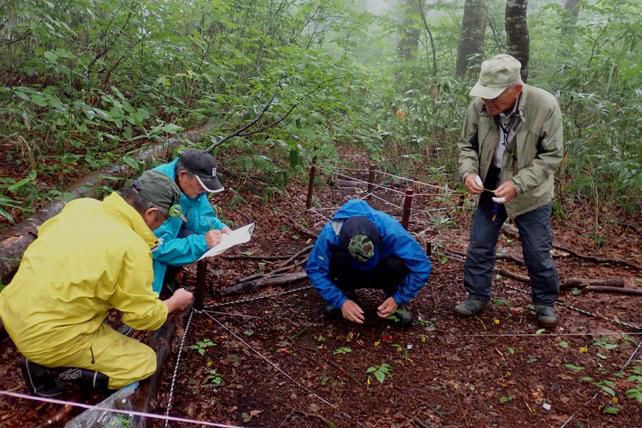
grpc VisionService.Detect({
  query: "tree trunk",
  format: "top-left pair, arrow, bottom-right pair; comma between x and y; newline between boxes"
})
561,0 -> 580,39
456,0 -> 488,77
397,0 -> 420,61
559,0 -> 580,56
505,0 -> 529,82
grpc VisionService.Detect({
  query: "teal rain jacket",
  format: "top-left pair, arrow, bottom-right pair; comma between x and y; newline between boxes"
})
150,159 -> 227,293
306,200 -> 431,309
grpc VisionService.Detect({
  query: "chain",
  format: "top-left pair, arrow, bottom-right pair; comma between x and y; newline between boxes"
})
164,306 -> 195,428
204,285 -> 313,309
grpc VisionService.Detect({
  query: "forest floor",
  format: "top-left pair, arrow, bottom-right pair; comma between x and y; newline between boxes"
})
0,148 -> 641,428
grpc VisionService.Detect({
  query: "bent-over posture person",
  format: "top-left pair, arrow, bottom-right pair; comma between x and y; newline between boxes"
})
454,54 -> 563,326
306,200 -> 431,326
150,149 -> 231,293
0,170 -> 193,397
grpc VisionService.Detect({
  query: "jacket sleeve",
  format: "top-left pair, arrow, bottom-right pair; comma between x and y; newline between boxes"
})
113,246 -> 168,331
152,217 -> 209,266
511,101 -> 564,194
381,218 -> 431,305
305,224 -> 347,310
457,100 -> 481,182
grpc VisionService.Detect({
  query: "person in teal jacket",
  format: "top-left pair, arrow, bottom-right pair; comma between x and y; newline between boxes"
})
306,200 -> 431,326
150,150 -> 231,293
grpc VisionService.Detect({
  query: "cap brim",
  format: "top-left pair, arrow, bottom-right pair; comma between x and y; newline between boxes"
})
195,175 -> 224,193
469,83 -> 507,99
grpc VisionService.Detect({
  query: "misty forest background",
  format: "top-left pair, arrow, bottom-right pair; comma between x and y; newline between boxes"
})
0,0 -> 640,231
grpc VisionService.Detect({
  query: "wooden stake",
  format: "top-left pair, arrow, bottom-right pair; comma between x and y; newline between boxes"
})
367,163 -> 375,198
401,188 -> 414,230
305,156 -> 317,209
194,259 -> 208,311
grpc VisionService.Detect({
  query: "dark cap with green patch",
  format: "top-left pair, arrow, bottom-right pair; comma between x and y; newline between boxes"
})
134,170 -> 181,211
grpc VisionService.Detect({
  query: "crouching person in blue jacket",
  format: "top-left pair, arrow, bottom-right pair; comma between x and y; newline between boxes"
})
150,150 -> 231,294
306,200 -> 431,326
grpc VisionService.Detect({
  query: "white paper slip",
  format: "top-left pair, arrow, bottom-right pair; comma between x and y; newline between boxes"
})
198,223 -> 255,260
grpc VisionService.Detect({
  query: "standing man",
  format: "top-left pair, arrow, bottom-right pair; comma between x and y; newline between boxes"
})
0,171 -> 194,397
150,149 -> 231,293
454,54 -> 563,326
306,200 -> 431,326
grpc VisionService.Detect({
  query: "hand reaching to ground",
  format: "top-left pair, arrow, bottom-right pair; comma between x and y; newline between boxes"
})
377,296 -> 398,318
341,300 -> 365,324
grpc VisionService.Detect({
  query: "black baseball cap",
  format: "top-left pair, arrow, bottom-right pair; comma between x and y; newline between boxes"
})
179,150 -> 224,193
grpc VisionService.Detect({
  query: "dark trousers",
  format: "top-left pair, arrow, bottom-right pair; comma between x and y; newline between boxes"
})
329,251 -> 409,297
464,168 -> 559,306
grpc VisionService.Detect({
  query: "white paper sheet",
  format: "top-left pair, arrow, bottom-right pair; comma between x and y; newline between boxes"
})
198,223 -> 255,260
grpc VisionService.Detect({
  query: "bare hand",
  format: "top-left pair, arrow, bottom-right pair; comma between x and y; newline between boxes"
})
341,300 -> 365,324
494,181 -> 517,203
377,297 -> 399,318
221,227 -> 232,234
205,229 -> 222,248
464,174 -> 483,194
165,288 -> 193,313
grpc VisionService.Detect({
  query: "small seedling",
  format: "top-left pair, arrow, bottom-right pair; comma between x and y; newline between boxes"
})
558,340 -> 569,348
499,395 -> 513,404
602,405 -> 620,415
527,355 -> 538,364
207,369 -> 224,387
564,363 -> 584,373
333,346 -> 352,356
190,338 -> 216,356
367,363 -> 392,384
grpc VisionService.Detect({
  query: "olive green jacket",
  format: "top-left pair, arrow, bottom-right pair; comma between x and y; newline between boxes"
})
457,84 -> 564,218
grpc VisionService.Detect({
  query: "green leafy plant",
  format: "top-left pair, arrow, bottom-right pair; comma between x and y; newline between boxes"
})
190,338 -> 216,356
367,363 -> 392,384
499,395 -> 513,404
207,369 -> 224,388
564,363 -> 585,373
333,346 -> 352,356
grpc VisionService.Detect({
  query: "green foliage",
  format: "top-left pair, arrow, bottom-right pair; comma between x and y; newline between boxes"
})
333,346 -> 352,356
0,0 -> 638,229
367,363 -> 392,384
190,338 -> 216,356
207,369 -> 224,388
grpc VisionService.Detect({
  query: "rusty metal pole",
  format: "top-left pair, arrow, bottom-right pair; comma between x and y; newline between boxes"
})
305,156 -> 317,209
401,188 -> 414,230
193,259 -> 208,311
366,163 -> 375,198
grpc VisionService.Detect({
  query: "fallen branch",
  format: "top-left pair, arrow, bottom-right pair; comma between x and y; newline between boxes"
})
220,272 -> 307,296
501,224 -> 641,270
236,257 -> 307,284
277,244 -> 313,268
560,278 -> 625,289
584,286 -> 642,296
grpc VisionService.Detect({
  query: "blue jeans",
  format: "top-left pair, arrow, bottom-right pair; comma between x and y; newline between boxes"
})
463,189 -> 559,306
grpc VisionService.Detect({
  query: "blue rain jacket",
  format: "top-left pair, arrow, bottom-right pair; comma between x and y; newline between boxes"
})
305,200 -> 431,309
150,159 -> 227,293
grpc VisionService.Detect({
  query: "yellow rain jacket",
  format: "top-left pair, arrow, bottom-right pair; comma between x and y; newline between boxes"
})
0,192 -> 168,388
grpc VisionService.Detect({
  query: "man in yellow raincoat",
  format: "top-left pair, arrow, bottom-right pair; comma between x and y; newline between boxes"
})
0,170 -> 194,397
